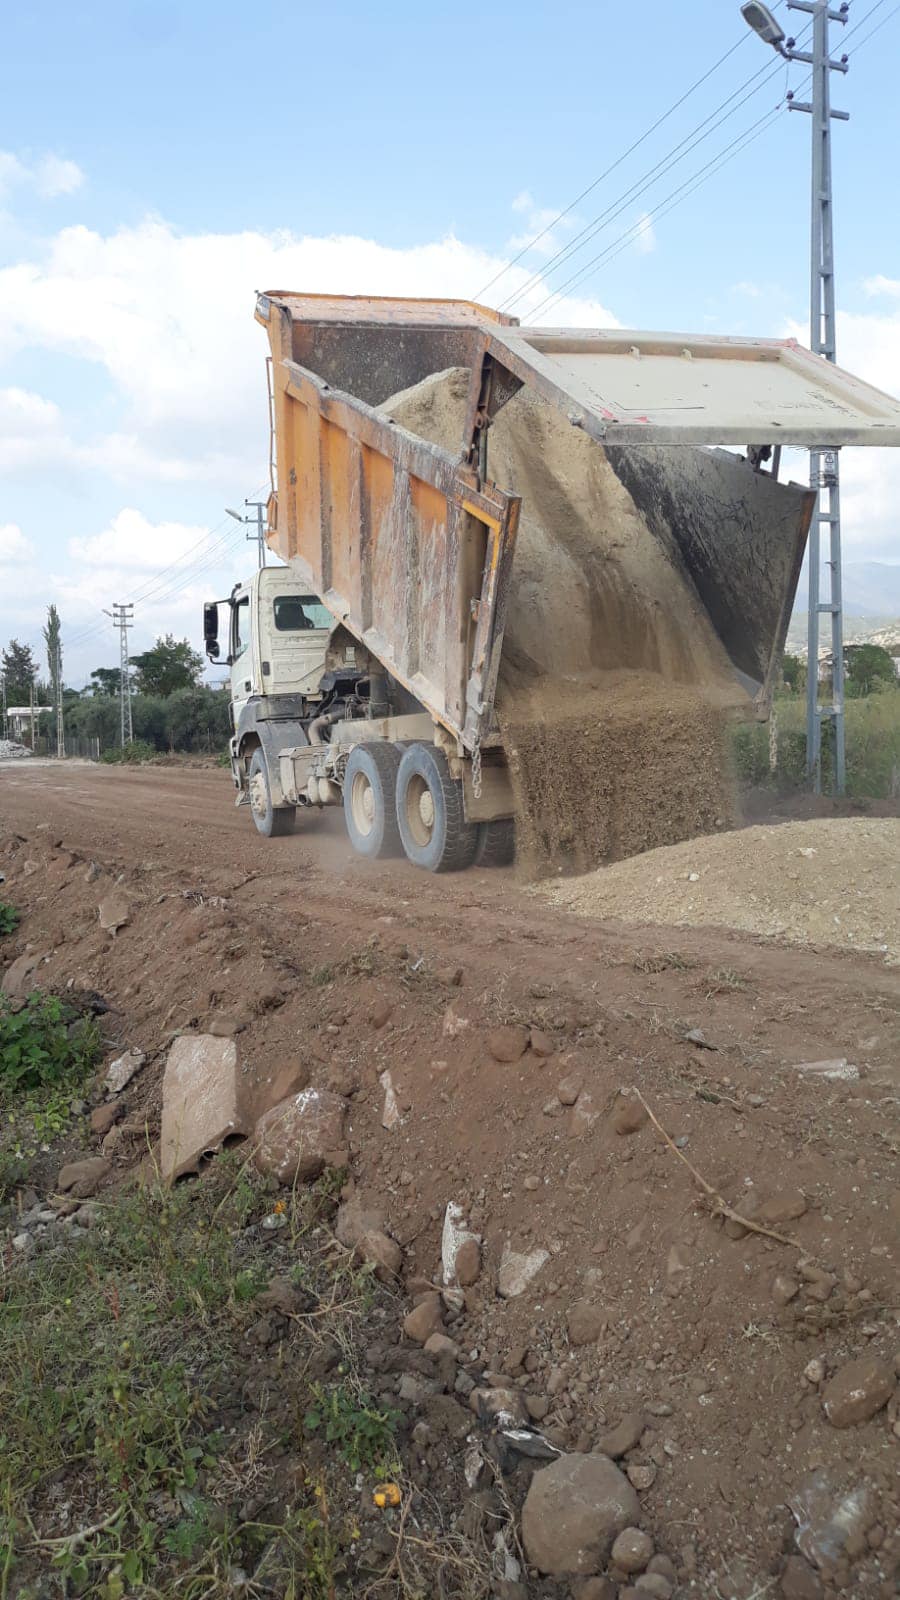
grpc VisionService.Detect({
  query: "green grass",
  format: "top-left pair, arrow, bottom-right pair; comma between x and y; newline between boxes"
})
0,992 -> 102,1099
733,689 -> 900,799
0,1158 -> 399,1599
99,740 -> 157,766
0,903 -> 19,939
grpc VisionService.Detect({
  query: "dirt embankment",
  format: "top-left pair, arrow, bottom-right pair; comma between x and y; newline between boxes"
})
1,767 -> 898,1599
383,369 -> 741,875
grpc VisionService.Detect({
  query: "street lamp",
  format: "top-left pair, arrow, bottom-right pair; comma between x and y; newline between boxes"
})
224,501 -> 268,569
741,0 -> 850,795
740,2 -> 788,50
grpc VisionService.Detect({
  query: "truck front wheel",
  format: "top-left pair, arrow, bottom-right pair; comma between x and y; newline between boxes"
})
395,744 -> 478,873
343,743 -> 404,858
248,747 -> 295,837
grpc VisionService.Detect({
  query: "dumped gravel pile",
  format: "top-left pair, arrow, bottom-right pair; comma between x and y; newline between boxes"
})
544,815 -> 900,959
0,740 -> 31,759
383,369 -> 741,873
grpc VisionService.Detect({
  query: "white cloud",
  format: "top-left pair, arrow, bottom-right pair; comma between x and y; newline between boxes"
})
0,522 -> 33,562
863,275 -> 900,299
69,507 -> 211,570
633,212 -> 656,256
0,149 -> 84,201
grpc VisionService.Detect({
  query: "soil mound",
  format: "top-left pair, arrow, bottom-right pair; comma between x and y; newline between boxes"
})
543,814 -> 900,959
383,370 -> 743,873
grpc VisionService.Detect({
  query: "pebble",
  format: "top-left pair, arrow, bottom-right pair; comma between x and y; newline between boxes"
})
625,1462 -> 656,1491
596,1411 -> 645,1459
780,1555 -> 824,1599
557,1075 -> 582,1106
611,1526 -> 654,1573
773,1273 -> 800,1305
633,1576 -> 673,1599
611,1094 -> 649,1136
822,1356 -> 895,1427
530,1028 -> 556,1058
487,1025 -> 530,1064
454,1237 -> 481,1286
402,1295 -> 444,1345
804,1357 -> 826,1385
567,1301 -> 609,1346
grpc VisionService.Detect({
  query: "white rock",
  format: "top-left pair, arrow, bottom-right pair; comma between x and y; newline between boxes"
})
498,1243 -> 549,1299
380,1070 -> 401,1129
105,1048 -> 146,1096
441,1200 -> 481,1286
793,1058 -> 858,1081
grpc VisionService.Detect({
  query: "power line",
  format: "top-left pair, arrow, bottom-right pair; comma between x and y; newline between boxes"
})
472,23 -> 763,302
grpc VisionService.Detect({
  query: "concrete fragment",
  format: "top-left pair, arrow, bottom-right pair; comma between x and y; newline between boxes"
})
56,1157 -> 110,1198
161,1034 -> 243,1181
1,952 -> 41,999
441,1200 -> 482,1286
98,892 -> 131,934
522,1453 -> 640,1575
380,1069 -> 401,1129
252,1087 -> 347,1186
105,1048 -> 145,1096
821,1356 -> 894,1427
793,1058 -> 858,1080
497,1243 -> 549,1298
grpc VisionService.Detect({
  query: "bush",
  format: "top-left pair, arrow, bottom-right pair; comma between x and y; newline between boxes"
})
733,692 -> 900,798
0,992 -> 101,1098
100,739 -> 157,765
0,901 -> 19,937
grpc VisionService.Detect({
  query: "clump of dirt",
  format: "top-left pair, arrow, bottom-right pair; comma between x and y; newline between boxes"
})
383,369 -> 744,874
544,814 -> 900,960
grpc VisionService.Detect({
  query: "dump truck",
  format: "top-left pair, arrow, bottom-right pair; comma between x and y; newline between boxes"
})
203,292 -> 900,871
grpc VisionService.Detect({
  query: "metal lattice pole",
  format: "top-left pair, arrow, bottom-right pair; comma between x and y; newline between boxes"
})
106,604 -> 135,746
785,0 -> 849,792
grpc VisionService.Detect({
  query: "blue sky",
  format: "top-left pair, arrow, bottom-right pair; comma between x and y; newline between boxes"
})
1,0 -> 898,686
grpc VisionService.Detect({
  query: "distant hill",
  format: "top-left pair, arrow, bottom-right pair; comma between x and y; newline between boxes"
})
794,560 -> 900,617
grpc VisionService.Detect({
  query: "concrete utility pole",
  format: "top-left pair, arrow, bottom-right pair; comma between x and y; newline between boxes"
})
104,603 -> 135,746
742,0 -> 850,793
226,501 -> 268,569
55,643 -> 65,759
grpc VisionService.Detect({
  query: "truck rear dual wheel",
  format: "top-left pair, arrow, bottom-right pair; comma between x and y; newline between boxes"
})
248,747 -> 295,837
395,744 -> 479,873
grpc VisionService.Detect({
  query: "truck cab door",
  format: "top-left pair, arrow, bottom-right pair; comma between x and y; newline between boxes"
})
230,590 -> 254,723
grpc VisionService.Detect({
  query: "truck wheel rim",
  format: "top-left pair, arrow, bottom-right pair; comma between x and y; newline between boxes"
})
350,772 -> 376,836
404,775 -> 434,848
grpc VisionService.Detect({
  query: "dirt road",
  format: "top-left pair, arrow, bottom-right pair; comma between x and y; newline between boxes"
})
2,763 -> 899,1597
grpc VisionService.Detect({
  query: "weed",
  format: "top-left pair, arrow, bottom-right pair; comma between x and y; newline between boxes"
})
99,739 -> 157,765
633,950 -> 698,974
0,902 -> 19,938
304,1380 -> 400,1474
0,990 -> 101,1098
703,967 -> 749,996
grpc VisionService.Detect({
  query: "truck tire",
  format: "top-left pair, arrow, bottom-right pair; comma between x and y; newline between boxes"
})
395,744 -> 478,873
248,747 -> 295,837
474,817 -> 516,867
343,743 -> 404,858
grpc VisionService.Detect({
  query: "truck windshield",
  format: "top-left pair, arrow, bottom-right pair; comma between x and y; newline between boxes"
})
273,595 -> 331,632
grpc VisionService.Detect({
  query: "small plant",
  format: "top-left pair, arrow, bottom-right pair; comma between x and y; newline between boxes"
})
100,739 -> 157,765
0,991 -> 102,1098
304,1382 -> 399,1474
0,901 -> 19,938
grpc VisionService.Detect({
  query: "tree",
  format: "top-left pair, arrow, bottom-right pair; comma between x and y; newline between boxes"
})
43,605 -> 62,709
1,640 -> 38,706
89,666 -> 126,697
844,643 -> 897,698
129,635 -> 203,698
781,652 -> 806,693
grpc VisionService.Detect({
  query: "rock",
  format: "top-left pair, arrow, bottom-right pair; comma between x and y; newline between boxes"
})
22,859 -> 40,876
98,892 -> 131,934
530,1028 -> 555,1058
56,1157 -> 110,1198
626,1462 -> 656,1491
12,1232 -> 33,1254
793,1058 -> 858,1081
611,1527 -> 654,1574
369,997 -> 394,1029
780,1556 -> 824,1600
454,1237 -> 482,1286
521,1453 -> 640,1576
596,1411 -> 646,1458
403,1294 -> 444,1344
568,1092 -> 599,1134
380,1070 -> 401,1130
441,1200 -> 482,1286
633,1576 -> 672,1599
90,1103 -> 121,1137
335,1194 -> 386,1248
526,1394 -> 551,1422
557,1074 -> 582,1106
83,861 -> 101,883
208,1012 -> 245,1037
1,952 -> 41,999
647,1555 -> 676,1583
488,1025 -> 529,1064
160,1035 -> 244,1181
252,1087 -> 346,1186
498,1244 -> 549,1299
257,1277 -> 302,1315
356,1229 -> 403,1282
773,1273 -> 800,1305
567,1301 -> 609,1346
443,1006 -> 469,1039
470,1386 -> 529,1426
755,1188 -> 808,1225
611,1093 -> 648,1136
804,1357 -> 826,1386
821,1356 -> 894,1427
424,1333 -> 459,1359
105,1048 -> 145,1096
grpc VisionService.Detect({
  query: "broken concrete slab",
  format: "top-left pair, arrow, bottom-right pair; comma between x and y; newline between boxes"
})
498,1243 -> 549,1299
252,1088 -> 347,1185
98,892 -> 131,935
160,1034 -> 243,1181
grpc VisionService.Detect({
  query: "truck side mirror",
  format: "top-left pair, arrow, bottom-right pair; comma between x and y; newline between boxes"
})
203,602 -> 220,661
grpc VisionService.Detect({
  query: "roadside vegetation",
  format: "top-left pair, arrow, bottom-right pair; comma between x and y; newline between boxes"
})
734,650 -> 900,798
